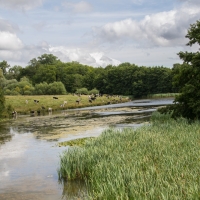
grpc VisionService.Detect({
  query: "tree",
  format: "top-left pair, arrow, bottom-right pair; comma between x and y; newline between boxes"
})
161,20 -> 200,119
6,65 -> 23,80
0,60 -> 10,76
37,54 -> 59,65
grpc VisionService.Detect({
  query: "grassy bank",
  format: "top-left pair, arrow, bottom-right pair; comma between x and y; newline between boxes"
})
5,95 -> 128,114
147,93 -> 179,98
58,112 -> 200,199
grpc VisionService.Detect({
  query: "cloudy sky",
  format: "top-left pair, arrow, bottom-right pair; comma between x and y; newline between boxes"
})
0,0 -> 200,68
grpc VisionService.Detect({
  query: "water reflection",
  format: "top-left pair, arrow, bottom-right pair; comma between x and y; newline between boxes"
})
0,126 -> 13,145
60,180 -> 88,200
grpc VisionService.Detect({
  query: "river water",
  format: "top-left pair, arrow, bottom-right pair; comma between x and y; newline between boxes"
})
0,98 -> 173,200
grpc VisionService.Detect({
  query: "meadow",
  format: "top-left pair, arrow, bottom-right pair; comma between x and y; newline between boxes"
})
5,94 -> 127,114
58,112 -> 200,199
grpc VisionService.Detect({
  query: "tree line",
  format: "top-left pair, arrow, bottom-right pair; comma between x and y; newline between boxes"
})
0,55 -> 176,98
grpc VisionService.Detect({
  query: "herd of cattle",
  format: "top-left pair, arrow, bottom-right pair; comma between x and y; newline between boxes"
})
11,94 -> 125,118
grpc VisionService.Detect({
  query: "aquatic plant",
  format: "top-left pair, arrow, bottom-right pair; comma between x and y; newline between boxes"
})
58,137 -> 95,147
58,112 -> 200,199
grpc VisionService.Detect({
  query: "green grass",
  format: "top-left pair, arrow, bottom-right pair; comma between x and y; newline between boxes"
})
58,112 -> 200,199
147,93 -> 179,98
5,95 -> 128,114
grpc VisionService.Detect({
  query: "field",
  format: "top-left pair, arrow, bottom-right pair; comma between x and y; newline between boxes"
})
5,94 -> 128,114
58,112 -> 200,199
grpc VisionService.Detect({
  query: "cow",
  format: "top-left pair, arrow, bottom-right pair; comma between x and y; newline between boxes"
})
76,98 -> 81,104
34,100 -> 39,103
12,110 -> 17,119
48,107 -> 52,115
53,97 -> 58,99
30,110 -> 35,117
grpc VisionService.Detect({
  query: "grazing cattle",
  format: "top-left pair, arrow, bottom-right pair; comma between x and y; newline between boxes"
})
12,110 -> 17,119
76,98 -> 81,104
37,110 -> 41,116
91,97 -> 96,101
63,101 -> 67,105
53,97 -> 58,99
89,99 -> 93,103
48,107 -> 52,115
34,100 -> 39,103
60,104 -> 65,108
30,110 -> 35,117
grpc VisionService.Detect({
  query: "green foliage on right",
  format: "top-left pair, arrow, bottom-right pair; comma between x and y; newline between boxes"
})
58,113 -> 200,199
160,20 -> 200,119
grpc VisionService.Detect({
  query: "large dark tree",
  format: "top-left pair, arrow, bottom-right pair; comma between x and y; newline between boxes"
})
162,20 -> 200,119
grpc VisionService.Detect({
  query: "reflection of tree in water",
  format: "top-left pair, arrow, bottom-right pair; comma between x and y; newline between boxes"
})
59,179 -> 88,200
0,126 -> 12,145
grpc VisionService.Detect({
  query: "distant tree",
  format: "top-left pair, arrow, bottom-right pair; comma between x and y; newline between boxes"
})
33,65 -> 57,84
89,88 -> 99,95
76,88 -> 89,95
48,82 -> 66,95
37,54 -> 59,65
3,77 -> 34,95
34,82 -> 49,95
6,65 -> 23,80
0,60 -> 10,76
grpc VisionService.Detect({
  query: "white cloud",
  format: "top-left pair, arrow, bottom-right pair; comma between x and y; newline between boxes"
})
93,5 -> 200,47
62,1 -> 93,13
49,46 -> 121,67
0,0 -> 45,11
0,32 -> 23,50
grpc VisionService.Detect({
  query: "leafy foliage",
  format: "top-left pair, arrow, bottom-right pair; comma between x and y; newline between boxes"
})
2,53 -> 174,97
160,20 -> 200,119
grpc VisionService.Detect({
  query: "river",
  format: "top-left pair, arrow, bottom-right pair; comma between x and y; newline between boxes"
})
0,98 -> 173,200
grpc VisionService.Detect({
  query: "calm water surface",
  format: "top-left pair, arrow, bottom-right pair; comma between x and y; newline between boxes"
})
0,98 -> 173,200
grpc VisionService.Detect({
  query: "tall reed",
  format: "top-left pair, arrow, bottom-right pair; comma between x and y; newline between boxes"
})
58,112 -> 200,199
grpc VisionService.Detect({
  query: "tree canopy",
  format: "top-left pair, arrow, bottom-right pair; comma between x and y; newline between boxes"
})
1,54 -> 175,97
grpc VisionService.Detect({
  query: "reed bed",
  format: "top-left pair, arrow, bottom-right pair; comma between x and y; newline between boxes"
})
58,112 -> 200,199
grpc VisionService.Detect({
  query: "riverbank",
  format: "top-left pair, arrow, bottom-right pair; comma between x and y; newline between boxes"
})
5,94 -> 129,115
58,112 -> 200,199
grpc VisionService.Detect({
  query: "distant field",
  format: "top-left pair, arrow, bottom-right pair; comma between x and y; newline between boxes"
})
5,95 -> 128,114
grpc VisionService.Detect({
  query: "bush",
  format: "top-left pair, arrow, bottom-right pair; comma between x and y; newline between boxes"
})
89,88 -> 99,95
76,88 -> 89,95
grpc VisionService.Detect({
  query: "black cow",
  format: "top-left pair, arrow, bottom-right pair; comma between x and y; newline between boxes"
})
30,110 -> 35,116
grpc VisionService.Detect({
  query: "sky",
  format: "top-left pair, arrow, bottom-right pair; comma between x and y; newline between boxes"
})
0,0 -> 200,68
